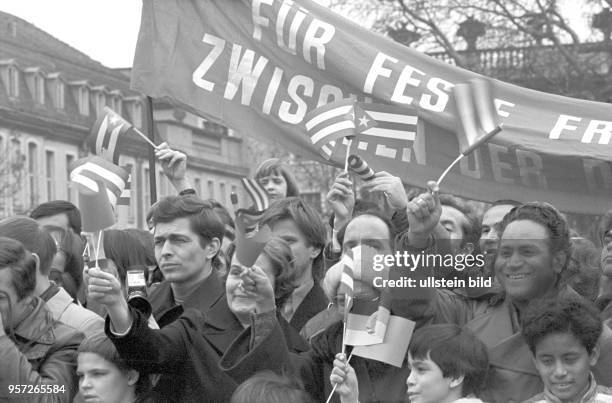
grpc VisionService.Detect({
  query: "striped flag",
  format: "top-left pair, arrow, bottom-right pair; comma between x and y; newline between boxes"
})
354,102 -> 418,142
453,78 -> 502,155
304,99 -> 355,148
117,166 -> 132,206
241,178 -> 270,212
69,156 -> 129,207
89,107 -> 134,164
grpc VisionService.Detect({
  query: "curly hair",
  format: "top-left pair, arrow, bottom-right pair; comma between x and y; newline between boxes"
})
521,295 -> 602,355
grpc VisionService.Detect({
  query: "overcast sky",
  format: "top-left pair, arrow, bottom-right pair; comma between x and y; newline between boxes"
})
0,0 -> 142,68
0,0 -> 595,69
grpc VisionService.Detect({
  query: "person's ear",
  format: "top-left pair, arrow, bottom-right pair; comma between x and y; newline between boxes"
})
206,238 -> 221,260
552,251 -> 567,274
589,344 -> 601,366
126,369 -> 140,386
31,253 -> 41,275
449,374 -> 464,389
308,245 -> 322,260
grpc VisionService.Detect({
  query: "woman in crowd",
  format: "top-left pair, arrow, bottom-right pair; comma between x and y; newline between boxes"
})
77,332 -> 154,403
43,224 -> 84,301
254,158 -> 300,202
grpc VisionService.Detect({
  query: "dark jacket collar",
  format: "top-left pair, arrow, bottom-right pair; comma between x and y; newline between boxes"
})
150,272 -> 225,327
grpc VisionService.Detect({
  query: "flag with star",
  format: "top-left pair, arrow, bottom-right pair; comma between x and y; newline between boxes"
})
88,107 -> 135,164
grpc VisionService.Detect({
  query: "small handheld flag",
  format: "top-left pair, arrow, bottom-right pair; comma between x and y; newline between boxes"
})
78,181 -> 116,232
347,155 -> 375,181
89,107 -> 156,164
436,78 -> 503,188
234,213 -> 271,267
70,156 -> 129,207
241,178 -> 270,212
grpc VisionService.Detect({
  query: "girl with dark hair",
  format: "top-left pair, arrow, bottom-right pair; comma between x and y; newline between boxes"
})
254,158 -> 300,202
77,332 -> 154,403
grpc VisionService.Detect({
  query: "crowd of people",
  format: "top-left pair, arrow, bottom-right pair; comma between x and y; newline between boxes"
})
0,145 -> 611,403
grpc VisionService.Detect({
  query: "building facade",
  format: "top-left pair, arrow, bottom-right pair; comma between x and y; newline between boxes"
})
0,11 -> 249,228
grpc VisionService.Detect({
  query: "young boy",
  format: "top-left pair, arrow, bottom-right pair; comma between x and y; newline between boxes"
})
521,296 -> 612,403
330,324 -> 489,403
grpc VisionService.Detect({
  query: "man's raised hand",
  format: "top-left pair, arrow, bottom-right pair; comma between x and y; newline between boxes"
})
326,172 -> 355,230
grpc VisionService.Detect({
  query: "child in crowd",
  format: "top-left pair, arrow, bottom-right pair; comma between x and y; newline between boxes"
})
330,324 -> 489,403
230,371 -> 313,403
521,296 -> 612,403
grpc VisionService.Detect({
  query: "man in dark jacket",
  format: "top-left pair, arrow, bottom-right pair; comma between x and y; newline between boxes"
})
0,237 -> 83,402
146,195 -> 227,327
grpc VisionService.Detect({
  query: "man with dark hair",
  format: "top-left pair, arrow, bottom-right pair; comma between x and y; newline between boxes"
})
596,209 -> 612,327
261,197 -> 328,332
522,296 -> 612,402
389,194 -> 612,402
0,237 -> 83,402
148,195 -> 225,327
0,217 -> 104,337
30,200 -> 82,235
438,194 -> 480,255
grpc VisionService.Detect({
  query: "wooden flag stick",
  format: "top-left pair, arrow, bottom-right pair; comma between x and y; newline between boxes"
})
132,126 -> 158,149
436,124 -> 503,188
343,138 -> 354,173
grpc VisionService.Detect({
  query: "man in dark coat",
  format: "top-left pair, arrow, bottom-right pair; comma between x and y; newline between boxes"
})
89,245 -> 307,402
146,195 -> 227,328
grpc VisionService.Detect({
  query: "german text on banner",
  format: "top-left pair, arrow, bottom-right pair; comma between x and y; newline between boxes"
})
131,0 -> 612,214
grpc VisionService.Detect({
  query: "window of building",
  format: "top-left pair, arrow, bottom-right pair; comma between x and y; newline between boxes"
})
131,101 -> 142,128
7,66 -> 19,97
45,150 -> 55,200
95,91 -> 106,115
194,178 -> 202,197
33,74 -> 45,104
66,154 -> 75,202
219,183 -> 227,205
207,180 -> 215,199
78,86 -> 89,115
110,95 -> 122,113
27,142 -> 39,206
55,81 -> 65,109
231,185 -> 238,204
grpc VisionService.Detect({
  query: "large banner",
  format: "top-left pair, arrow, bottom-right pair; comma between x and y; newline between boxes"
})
131,0 -> 612,214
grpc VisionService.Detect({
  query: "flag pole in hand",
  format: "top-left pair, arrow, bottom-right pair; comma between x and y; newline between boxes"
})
435,124 -> 502,188
343,137 -> 354,173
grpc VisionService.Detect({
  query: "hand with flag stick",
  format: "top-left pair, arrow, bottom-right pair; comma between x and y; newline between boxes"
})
329,352 -> 359,403
360,171 -> 408,213
436,78 -> 503,189
155,142 -> 191,193
326,172 -> 355,233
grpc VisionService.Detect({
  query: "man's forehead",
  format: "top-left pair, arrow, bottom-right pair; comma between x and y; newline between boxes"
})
346,215 -> 390,240
482,204 -> 515,226
271,218 -> 304,237
154,217 -> 195,237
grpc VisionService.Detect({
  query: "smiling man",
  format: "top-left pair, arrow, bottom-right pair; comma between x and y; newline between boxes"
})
391,197 -> 612,403
148,195 -> 225,327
